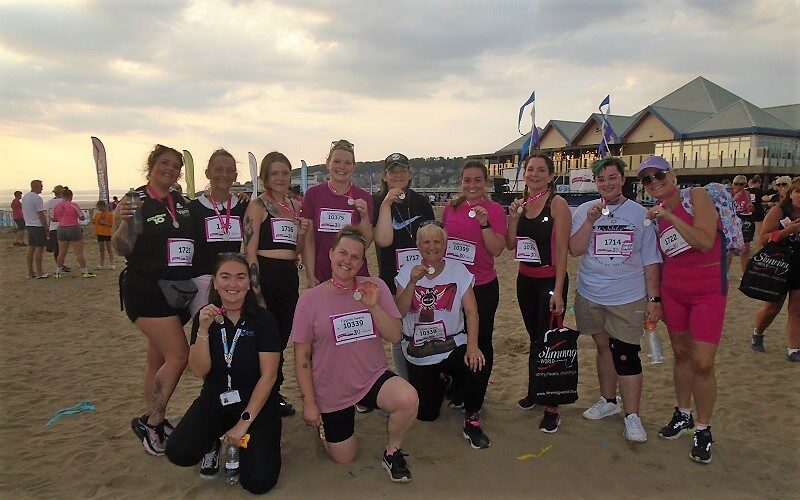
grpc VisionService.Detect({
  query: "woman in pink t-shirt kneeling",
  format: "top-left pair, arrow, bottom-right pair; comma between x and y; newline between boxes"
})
291,226 -> 418,483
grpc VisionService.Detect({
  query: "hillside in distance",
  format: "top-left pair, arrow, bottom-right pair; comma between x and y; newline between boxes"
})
302,156 -> 467,190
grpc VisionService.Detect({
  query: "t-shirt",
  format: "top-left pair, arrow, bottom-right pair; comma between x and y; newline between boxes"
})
372,189 -> 435,294
190,308 -> 281,404
571,198 -> 661,305
44,197 -> 62,230
290,277 -> 401,413
188,194 -> 248,276
92,211 -> 114,237
11,198 -> 22,220
53,200 -> 83,227
21,192 -> 44,227
395,259 -> 473,366
442,198 -> 507,286
302,182 -> 375,283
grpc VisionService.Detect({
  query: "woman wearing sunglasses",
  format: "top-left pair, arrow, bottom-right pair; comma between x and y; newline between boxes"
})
728,175 -> 754,274
750,177 -> 800,361
373,152 -> 435,379
639,155 -> 725,464
301,140 -> 374,288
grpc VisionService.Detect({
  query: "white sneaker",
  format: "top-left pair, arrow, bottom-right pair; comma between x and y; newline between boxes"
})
623,413 -> 648,442
583,397 -> 622,420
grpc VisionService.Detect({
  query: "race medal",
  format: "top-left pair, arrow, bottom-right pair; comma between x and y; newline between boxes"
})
643,218 -> 652,227
173,220 -> 180,228
517,205 -> 524,214
347,197 -> 355,206
601,207 -> 610,216
214,314 -> 224,325
399,193 -> 406,200
353,290 -> 363,301
427,266 -> 435,275
468,209 -> 476,218
223,233 -> 229,241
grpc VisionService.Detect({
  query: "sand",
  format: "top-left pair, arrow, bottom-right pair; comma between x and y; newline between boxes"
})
1,221 -> 797,499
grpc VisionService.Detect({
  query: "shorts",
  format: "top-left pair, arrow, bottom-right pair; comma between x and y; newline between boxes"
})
97,234 -> 111,242
14,219 -> 25,231
57,226 -> 83,242
789,246 -> 800,291
27,226 -> 47,247
661,265 -> 726,345
574,293 -> 647,345
46,230 -> 58,252
120,269 -> 191,325
320,370 -> 396,444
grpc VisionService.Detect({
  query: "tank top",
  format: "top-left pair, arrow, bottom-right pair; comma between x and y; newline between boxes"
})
515,198 -> 556,278
258,197 -> 298,252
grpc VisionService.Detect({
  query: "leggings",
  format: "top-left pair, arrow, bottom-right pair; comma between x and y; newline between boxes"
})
467,277 -> 499,410
516,273 -> 570,401
258,256 -> 299,390
166,391 -> 281,495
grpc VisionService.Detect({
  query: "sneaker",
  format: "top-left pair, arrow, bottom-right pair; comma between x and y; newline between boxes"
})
36,273 -> 49,279
788,350 -> 800,362
751,333 -> 765,352
448,396 -> 464,409
623,414 -> 648,442
658,407 -> 695,439
82,271 -> 97,278
355,404 -> 373,414
539,409 -> 560,433
141,421 -> 168,456
517,396 -> 536,410
382,449 -> 411,483
278,393 -> 296,417
690,428 -> 713,464
131,414 -> 148,440
199,441 -> 221,478
582,397 -> 621,420
462,414 -> 491,449
53,271 -> 63,278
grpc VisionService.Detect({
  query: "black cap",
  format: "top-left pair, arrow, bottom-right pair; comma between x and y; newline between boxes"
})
384,153 -> 410,169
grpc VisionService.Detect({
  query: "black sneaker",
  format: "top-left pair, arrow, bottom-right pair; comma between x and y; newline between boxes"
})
539,409 -> 560,433
199,440 -> 221,478
278,393 -> 296,417
382,449 -> 411,483
141,420 -> 168,456
690,428 -> 713,464
131,414 -> 148,440
517,396 -> 536,410
462,414 -> 491,449
658,407 -> 695,439
751,333 -> 765,352
448,396 -> 464,409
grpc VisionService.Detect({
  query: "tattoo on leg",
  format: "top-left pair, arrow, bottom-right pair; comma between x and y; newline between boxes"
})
151,379 -> 166,421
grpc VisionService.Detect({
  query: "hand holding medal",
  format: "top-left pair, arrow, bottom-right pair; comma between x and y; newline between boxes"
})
355,280 -> 379,307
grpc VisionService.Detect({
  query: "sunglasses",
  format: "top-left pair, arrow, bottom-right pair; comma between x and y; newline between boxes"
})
776,183 -> 789,187
338,228 -> 367,244
639,170 -> 669,186
733,182 -> 746,186
330,139 -> 354,152
419,220 -> 444,229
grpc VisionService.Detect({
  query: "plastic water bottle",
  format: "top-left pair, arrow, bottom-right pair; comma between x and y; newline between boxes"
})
125,188 -> 143,235
224,443 -> 240,486
644,319 -> 664,364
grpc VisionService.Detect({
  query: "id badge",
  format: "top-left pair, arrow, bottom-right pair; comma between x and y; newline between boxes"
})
219,389 -> 241,406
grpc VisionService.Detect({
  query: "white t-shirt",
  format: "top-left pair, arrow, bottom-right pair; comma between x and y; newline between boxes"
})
395,259 -> 474,366
570,198 -> 662,305
21,192 -> 44,227
44,197 -> 62,230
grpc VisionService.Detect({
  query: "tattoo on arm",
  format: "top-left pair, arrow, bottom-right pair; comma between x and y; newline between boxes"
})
249,262 -> 267,308
243,215 -> 254,248
302,362 -> 309,369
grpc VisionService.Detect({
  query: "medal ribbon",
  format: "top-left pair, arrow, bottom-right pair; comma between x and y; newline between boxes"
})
208,193 -> 232,237
146,186 -> 178,227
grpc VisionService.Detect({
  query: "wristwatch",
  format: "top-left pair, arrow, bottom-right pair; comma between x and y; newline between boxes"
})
240,411 -> 251,422
480,222 -> 490,229
648,296 -> 662,303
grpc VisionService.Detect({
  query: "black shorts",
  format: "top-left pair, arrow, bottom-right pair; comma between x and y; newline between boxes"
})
320,370 -> 396,443
46,229 -> 58,252
14,219 -> 25,231
27,226 -> 47,247
120,269 -> 191,324
789,247 -> 800,291
97,234 -> 111,242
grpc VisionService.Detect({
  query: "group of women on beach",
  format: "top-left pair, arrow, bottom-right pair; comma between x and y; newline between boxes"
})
109,142 -> 800,493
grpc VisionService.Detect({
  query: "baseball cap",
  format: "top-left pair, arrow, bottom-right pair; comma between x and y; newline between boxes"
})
636,155 -> 670,176
384,153 -> 410,170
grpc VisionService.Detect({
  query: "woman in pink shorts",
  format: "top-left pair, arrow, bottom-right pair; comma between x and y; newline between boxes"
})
639,155 -> 725,465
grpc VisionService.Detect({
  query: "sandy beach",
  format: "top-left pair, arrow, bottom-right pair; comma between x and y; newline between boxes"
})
1,220 -> 797,499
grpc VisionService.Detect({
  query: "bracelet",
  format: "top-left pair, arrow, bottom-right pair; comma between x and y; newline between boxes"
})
196,334 -> 209,341
480,223 -> 490,229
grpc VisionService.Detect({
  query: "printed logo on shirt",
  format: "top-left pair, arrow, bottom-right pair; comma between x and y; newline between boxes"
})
147,213 -> 167,224
592,217 -> 637,267
411,283 -> 457,323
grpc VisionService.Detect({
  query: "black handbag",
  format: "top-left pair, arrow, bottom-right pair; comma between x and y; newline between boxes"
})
157,279 -> 198,309
532,313 -> 579,406
739,241 -> 793,302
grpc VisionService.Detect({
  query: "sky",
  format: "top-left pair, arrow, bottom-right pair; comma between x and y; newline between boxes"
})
1,0 -> 799,191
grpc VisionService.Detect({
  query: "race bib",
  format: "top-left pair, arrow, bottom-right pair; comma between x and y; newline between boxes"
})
445,238 -> 476,265
204,216 -> 242,242
659,227 -> 691,257
593,231 -> 635,258
412,320 -> 446,347
271,218 -> 298,244
166,238 -> 194,266
318,209 -> 353,233
396,248 -> 422,269
514,237 -> 541,263
330,310 -> 375,346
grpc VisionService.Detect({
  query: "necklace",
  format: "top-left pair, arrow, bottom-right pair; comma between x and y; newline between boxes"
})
330,278 -> 361,300
214,305 -> 243,324
327,181 -> 355,206
601,196 -> 627,218
392,201 -> 414,239
146,185 -> 179,228
264,191 -> 298,221
208,192 -> 232,240
518,190 -> 548,214
465,196 -> 485,218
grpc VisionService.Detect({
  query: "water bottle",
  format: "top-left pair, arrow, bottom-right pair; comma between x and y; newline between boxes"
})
125,188 -> 143,235
224,443 -> 240,486
644,318 -> 664,364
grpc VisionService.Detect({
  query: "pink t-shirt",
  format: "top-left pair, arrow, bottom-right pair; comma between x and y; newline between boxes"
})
290,277 -> 401,413
442,198 -> 508,286
302,182 -> 374,282
53,200 -> 83,227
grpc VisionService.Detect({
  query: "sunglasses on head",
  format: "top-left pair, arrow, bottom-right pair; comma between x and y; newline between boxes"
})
419,220 -> 444,229
338,228 -> 367,244
733,182 -> 746,186
776,183 -> 789,187
639,170 -> 669,186
330,139 -> 354,151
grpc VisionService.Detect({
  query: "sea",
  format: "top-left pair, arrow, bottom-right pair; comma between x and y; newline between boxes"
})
0,188 -> 130,211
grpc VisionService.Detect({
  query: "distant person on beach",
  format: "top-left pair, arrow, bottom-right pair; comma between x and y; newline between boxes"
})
569,156 -> 661,443
372,152 -> 435,379
22,179 -> 48,278
52,188 -> 95,278
92,200 -> 115,269
113,144 -> 193,457
508,152 -> 572,434
729,175 -> 754,274
166,253 -> 282,494
45,185 -> 67,271
111,196 -> 119,210
11,190 -> 26,246
747,175 -> 765,240
292,226 -> 417,483
301,139 -> 374,287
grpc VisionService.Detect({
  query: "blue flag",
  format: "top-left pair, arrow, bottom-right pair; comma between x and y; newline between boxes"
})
517,90 -> 536,134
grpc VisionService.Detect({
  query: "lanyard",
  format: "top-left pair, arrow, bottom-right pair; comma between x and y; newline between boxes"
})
520,190 -> 548,211
208,193 -> 232,236
265,192 -> 298,220
327,181 -> 355,205
220,324 -> 244,389
146,186 -> 179,228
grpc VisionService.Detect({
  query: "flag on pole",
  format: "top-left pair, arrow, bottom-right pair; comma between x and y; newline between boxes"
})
248,152 -> 258,198
300,160 -> 308,194
182,150 -> 195,198
515,90 -> 540,189
91,137 -> 110,204
598,95 -> 614,157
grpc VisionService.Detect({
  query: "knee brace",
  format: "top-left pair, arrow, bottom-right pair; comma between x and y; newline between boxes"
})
610,338 -> 642,376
